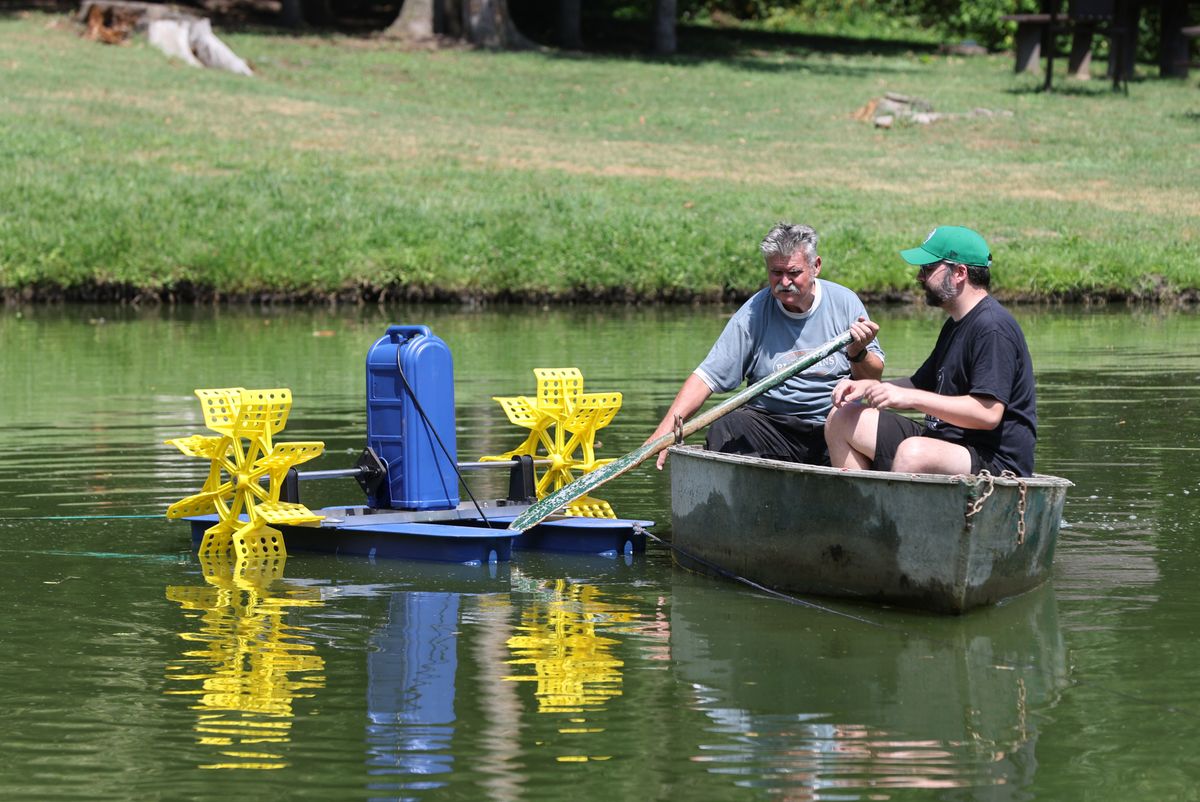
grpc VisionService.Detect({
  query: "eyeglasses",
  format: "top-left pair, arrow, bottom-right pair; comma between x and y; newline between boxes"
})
917,261 -> 951,279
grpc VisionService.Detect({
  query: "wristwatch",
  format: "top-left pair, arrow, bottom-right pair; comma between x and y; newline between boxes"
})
847,348 -> 868,363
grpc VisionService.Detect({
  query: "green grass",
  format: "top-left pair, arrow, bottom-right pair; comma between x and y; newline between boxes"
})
1,10 -> 1198,303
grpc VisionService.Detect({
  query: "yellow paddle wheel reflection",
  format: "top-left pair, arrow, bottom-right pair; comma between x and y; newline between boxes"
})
165,553 -> 326,770
503,571 -> 640,763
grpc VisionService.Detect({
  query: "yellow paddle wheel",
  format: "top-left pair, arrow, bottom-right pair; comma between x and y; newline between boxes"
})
480,368 -> 622,518
164,388 -> 326,562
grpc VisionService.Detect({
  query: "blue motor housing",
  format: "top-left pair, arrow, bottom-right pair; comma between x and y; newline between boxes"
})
366,325 -> 459,511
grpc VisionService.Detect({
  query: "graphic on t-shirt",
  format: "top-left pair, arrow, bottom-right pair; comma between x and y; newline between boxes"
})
773,350 -> 840,377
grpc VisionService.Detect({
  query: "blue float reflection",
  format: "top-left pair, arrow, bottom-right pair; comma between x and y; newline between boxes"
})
366,591 -> 461,794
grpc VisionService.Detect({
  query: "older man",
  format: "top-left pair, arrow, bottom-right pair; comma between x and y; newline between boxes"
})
824,225 -> 1037,477
650,222 -> 883,468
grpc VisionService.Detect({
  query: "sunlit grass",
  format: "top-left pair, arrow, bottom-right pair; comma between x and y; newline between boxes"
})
1,10 -> 1197,302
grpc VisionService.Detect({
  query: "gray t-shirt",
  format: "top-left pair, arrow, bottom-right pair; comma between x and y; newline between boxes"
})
694,280 -> 884,421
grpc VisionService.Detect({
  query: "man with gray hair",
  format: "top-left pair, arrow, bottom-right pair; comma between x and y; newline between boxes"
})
649,222 -> 883,469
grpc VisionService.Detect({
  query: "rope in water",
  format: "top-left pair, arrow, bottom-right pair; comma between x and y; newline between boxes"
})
0,514 -> 163,521
643,528 -> 885,628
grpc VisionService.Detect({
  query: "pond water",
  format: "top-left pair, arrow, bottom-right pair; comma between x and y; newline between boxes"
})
2,303 -> 1199,800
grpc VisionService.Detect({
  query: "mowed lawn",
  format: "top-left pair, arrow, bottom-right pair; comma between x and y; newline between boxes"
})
2,10 -> 1198,301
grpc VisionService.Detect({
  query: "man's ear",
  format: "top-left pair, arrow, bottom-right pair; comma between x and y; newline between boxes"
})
812,256 -> 822,275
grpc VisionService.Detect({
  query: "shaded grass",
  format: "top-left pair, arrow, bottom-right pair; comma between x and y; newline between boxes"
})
1,11 -> 1198,304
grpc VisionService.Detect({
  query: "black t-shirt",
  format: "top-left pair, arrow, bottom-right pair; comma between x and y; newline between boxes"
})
910,295 -> 1037,476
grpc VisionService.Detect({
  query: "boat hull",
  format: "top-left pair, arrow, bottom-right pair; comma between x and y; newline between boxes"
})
669,446 -> 1071,614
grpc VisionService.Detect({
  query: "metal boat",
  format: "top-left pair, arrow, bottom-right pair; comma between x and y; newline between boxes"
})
669,445 -> 1071,614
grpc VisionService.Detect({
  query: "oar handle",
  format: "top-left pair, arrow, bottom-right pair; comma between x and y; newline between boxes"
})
507,329 -> 855,533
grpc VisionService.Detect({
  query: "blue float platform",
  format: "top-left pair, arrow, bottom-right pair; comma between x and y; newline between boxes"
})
186,502 -> 651,565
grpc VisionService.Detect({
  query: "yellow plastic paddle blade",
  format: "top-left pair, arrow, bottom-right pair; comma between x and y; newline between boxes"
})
198,521 -> 236,557
231,389 -> 293,445
165,434 -> 232,461
534,368 -> 584,418
566,495 -> 617,519
258,441 -> 325,486
232,521 -> 286,561
194,388 -> 247,436
166,485 -> 232,520
492,395 -> 546,430
256,500 -> 324,527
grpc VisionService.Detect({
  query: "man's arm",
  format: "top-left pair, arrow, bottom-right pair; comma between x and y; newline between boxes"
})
846,379 -> 1004,430
647,373 -> 713,469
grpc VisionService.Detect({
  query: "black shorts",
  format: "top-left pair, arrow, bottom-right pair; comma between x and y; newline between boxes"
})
705,406 -> 830,466
872,411 -> 995,474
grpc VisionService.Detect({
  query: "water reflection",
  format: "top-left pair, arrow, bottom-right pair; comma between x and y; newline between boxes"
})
366,592 -> 460,795
164,554 -> 326,771
670,577 -> 1069,797
505,569 -> 639,718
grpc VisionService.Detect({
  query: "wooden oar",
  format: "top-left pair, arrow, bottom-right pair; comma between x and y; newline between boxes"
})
507,329 -> 855,533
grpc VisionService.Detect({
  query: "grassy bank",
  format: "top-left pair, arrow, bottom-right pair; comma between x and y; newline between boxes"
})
1,10 -> 1198,304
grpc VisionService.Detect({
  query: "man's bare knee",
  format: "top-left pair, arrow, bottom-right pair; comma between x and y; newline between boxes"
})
892,438 -> 970,475
826,404 -> 861,436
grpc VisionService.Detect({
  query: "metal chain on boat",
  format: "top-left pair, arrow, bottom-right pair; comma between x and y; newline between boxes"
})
1012,471 -> 1028,545
964,469 -> 1029,544
963,470 -> 996,518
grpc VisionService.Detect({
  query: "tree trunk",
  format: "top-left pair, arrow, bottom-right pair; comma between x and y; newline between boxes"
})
384,0 -> 435,40
463,0 -> 532,48
300,0 -> 334,27
558,0 -> 581,49
653,0 -> 676,55
1160,0 -> 1191,78
279,0 -> 302,28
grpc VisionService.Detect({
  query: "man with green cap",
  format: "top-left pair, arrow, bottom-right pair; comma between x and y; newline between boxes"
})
823,226 -> 1037,477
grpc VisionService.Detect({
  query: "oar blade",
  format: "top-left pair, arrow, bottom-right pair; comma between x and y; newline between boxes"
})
507,437 -> 665,533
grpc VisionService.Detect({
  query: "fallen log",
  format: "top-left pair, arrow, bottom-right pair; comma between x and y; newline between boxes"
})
77,1 -> 253,76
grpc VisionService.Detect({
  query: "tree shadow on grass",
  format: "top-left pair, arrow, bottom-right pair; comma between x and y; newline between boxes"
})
535,21 -> 942,77
1004,81 -> 1129,96
0,0 -> 75,17
586,20 -> 939,60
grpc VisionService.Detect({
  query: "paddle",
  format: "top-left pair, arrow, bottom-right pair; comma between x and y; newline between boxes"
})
507,329 -> 855,533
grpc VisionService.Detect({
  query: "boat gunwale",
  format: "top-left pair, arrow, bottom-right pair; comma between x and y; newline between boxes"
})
668,445 -> 1072,490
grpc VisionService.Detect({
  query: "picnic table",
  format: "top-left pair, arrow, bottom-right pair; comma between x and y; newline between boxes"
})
1003,0 -> 1196,90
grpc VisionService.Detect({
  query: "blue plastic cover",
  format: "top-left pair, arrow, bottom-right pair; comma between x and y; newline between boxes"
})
366,325 -> 459,510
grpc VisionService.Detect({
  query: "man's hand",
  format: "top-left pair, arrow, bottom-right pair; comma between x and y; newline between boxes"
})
831,378 -> 877,408
859,381 -> 915,411
646,421 -> 675,470
846,316 -> 879,357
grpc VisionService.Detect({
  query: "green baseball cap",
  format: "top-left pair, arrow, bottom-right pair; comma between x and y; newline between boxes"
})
900,226 -> 992,268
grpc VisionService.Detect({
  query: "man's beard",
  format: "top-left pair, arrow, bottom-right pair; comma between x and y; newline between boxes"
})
923,272 -> 956,307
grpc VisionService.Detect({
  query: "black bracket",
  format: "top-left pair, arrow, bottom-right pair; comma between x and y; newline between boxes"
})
354,446 -> 388,499
280,468 -> 300,504
507,454 -> 536,503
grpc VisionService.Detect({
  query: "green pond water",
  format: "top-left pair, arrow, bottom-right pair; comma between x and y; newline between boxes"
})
1,304 -> 1199,800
